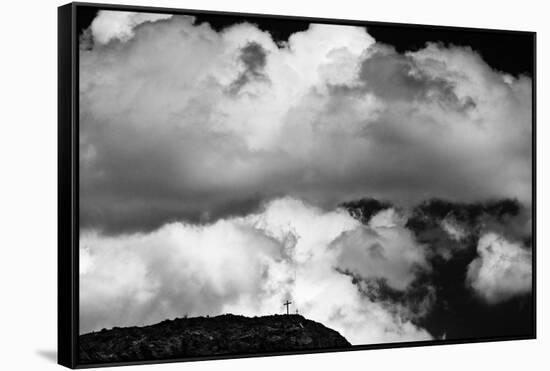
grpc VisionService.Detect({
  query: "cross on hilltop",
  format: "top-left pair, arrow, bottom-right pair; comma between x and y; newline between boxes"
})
283,300 -> 292,315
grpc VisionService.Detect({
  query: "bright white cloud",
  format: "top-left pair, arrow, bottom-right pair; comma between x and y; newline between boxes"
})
80,197 -> 431,344
466,232 -> 532,304
90,10 -> 174,44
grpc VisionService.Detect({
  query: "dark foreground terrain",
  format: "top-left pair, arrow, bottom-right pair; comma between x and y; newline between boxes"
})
79,314 -> 351,363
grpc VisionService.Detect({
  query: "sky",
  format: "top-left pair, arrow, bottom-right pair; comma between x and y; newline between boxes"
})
77,8 -> 534,346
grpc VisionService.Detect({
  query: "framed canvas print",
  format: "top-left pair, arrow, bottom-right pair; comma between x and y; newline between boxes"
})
58,2 -> 536,368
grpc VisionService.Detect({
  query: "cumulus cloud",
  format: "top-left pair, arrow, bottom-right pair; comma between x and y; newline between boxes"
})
80,198 -> 431,344
466,232 -> 532,304
79,14 -> 532,233
90,10 -> 174,44
333,208 -> 430,291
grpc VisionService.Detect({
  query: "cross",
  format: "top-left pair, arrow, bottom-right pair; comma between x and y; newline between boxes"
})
283,300 -> 292,315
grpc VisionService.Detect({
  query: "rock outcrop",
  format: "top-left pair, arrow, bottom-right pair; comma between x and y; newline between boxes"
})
79,314 -> 351,363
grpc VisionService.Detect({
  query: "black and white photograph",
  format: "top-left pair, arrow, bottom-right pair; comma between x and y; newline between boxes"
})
5,0 -> 550,370
72,4 -> 535,366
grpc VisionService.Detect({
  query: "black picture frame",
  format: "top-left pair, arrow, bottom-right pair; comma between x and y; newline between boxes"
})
58,2 -> 536,369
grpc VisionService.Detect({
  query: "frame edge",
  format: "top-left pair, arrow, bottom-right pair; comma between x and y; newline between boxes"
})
58,2 -> 78,369
59,3 -> 536,368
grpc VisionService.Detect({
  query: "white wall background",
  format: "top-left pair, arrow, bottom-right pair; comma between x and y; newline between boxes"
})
0,0 -> 546,369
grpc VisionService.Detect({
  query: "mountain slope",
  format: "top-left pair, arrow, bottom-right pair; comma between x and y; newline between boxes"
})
79,314 -> 351,363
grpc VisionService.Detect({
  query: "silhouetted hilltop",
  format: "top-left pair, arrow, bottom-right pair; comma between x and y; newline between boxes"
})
79,314 -> 351,363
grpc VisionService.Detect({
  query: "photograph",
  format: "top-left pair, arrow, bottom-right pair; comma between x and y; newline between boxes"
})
70,3 -> 534,366
2,0 -> 549,370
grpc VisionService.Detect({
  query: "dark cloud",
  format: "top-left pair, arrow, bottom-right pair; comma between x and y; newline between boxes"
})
339,270 -> 437,324
240,42 -> 268,75
341,197 -> 533,340
406,198 -> 531,251
339,198 -> 392,224
359,47 -> 459,104
329,45 -> 477,112
80,193 -> 264,234
228,42 -> 269,94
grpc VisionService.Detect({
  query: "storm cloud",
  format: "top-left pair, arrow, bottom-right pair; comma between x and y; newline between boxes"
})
79,14 -> 532,234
